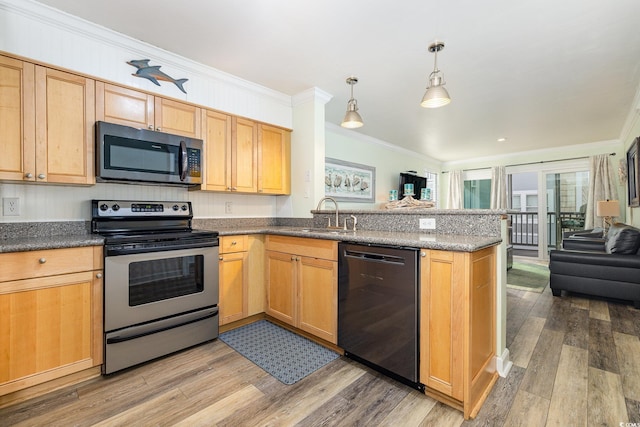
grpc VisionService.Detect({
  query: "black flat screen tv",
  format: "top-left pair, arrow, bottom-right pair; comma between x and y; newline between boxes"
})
399,172 -> 427,197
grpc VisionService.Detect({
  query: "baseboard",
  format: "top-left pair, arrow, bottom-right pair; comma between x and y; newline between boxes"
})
496,348 -> 513,377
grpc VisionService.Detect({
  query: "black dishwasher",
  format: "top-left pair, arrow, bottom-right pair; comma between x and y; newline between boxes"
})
338,242 -> 421,389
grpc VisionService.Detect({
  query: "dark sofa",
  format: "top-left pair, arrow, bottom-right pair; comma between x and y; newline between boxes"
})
549,223 -> 640,308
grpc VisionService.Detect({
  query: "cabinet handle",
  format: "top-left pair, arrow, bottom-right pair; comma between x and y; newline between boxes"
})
231,241 -> 237,245
291,256 -> 296,261
148,125 -> 153,130
25,173 -> 33,179
219,256 -> 223,261
420,251 -> 426,257
37,174 -> 46,180
226,187 -> 232,191
96,273 -> 103,279
231,187 -> 237,191
156,127 -> 162,131
39,258 -> 46,264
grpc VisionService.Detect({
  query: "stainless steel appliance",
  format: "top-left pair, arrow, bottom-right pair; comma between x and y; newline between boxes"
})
92,200 -> 219,374
95,121 -> 203,186
338,242 -> 422,389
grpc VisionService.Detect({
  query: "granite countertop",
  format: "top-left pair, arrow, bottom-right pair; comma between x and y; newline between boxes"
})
0,226 -> 501,254
0,234 -> 104,254
214,226 -> 501,252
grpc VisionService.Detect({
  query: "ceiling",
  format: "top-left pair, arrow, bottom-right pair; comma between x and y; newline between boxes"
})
34,0 -> 640,162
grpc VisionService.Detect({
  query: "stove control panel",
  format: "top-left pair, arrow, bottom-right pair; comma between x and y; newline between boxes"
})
93,200 -> 192,217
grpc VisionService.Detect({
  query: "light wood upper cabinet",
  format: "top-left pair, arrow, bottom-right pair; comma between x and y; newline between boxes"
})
0,56 -> 35,182
96,82 -> 201,138
201,111 -> 290,195
202,110 -> 232,192
419,246 -> 497,420
258,124 -> 291,195
0,246 -> 103,397
233,117 -> 259,193
35,67 -> 95,185
0,56 -> 94,185
265,235 -> 337,343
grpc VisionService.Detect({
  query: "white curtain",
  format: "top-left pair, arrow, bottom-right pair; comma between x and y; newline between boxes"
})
585,154 -> 619,229
447,170 -> 463,209
490,166 -> 507,209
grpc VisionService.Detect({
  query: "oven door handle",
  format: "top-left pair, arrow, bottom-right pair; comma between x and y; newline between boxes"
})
106,306 -> 218,344
179,140 -> 188,181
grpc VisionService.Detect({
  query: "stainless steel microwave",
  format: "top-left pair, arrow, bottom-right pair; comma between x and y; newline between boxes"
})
96,121 -> 203,186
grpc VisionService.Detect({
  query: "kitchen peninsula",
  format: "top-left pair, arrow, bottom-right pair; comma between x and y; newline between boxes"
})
0,208 -> 504,419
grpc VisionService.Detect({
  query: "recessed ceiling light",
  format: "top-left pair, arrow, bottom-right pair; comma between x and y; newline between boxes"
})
497,137 -> 507,142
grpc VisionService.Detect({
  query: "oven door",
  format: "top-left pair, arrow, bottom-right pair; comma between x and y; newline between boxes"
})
104,245 -> 218,332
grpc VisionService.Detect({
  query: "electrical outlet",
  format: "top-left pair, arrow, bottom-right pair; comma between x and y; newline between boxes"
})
419,218 -> 436,230
3,197 -> 20,216
225,201 -> 233,214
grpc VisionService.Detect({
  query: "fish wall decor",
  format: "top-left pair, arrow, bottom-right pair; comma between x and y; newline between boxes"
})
127,59 -> 188,94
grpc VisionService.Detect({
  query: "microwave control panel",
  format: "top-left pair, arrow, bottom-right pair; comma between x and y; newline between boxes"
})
187,148 -> 201,177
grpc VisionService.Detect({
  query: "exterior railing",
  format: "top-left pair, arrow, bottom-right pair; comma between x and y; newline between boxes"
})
509,211 -> 585,251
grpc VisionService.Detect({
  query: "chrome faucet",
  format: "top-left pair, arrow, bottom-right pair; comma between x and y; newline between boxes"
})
316,197 -> 340,228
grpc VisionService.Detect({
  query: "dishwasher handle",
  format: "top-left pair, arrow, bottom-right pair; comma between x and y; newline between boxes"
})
343,249 -> 406,264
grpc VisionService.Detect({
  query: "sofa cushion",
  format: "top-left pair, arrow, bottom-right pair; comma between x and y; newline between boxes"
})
605,223 -> 640,254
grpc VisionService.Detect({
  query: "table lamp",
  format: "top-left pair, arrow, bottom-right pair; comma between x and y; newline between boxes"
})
596,200 -> 620,236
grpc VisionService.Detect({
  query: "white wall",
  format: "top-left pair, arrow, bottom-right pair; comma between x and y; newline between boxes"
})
325,124 -> 441,209
0,0 -> 291,221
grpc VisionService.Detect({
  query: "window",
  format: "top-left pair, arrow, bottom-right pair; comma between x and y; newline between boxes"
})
464,179 -> 491,209
425,171 -> 438,206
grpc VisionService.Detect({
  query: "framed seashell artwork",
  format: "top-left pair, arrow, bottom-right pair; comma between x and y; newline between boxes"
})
325,158 -> 376,202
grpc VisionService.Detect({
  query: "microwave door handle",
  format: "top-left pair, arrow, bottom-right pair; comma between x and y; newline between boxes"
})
179,140 -> 188,181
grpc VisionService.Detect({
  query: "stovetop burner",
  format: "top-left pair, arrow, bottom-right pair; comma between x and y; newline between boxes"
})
91,199 -> 218,244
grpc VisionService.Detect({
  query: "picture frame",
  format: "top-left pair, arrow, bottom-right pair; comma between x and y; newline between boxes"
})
627,137 -> 639,207
324,158 -> 376,202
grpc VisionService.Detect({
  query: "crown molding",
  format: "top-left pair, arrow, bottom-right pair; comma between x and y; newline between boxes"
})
292,87 -> 333,107
325,122 -> 441,166
442,139 -> 623,170
0,0 -> 291,107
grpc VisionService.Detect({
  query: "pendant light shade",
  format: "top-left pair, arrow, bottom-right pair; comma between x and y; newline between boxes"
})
421,42 -> 451,108
341,77 -> 363,128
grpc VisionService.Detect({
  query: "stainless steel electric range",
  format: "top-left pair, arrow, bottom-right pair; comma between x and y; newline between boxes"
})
92,200 -> 219,374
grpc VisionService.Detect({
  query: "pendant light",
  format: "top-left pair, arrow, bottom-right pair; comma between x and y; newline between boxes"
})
341,76 -> 364,128
421,41 -> 451,108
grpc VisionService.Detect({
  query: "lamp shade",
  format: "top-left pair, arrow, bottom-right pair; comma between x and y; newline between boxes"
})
421,84 -> 451,108
596,200 -> 620,217
341,109 -> 363,128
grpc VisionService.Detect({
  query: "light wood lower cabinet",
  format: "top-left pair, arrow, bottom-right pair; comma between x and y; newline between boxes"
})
265,236 -> 337,343
0,246 -> 103,398
218,235 -> 265,325
419,246 -> 498,420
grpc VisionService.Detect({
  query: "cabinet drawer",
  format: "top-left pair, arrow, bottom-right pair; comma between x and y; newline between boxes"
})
0,247 -> 96,283
266,235 -> 337,261
220,235 -> 248,253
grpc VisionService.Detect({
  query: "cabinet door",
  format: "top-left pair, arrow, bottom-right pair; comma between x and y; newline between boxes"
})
265,250 -> 296,325
298,256 -> 337,344
0,56 -> 35,182
155,97 -> 201,138
219,251 -> 248,325
0,271 -> 102,395
231,117 -> 258,193
419,249 -> 464,400
35,67 -> 95,184
96,82 -> 154,129
202,109 -> 232,191
258,125 -> 290,195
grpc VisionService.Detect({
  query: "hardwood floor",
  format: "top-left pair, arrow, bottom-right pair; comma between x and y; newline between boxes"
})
2,283 -> 640,426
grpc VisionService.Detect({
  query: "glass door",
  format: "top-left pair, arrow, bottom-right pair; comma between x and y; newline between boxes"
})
544,170 -> 589,253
